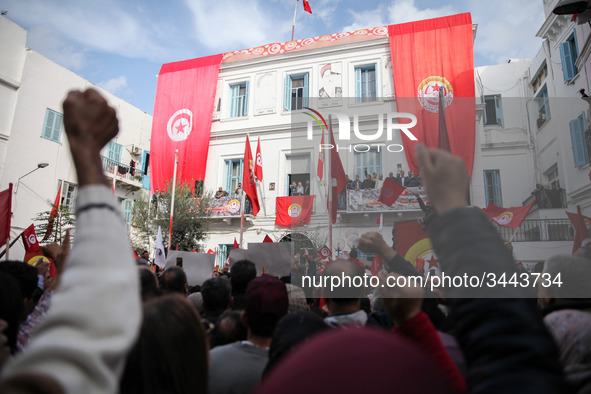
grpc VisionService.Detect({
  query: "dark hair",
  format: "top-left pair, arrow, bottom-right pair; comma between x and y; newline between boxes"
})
120,294 -> 208,394
0,272 -> 23,353
201,277 -> 231,314
160,266 -> 187,295
230,260 -> 257,293
210,311 -> 247,349
0,261 -> 39,300
138,266 -> 160,302
349,248 -> 358,259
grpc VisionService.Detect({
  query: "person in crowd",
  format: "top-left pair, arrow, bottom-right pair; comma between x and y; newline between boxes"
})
187,292 -> 205,317
209,275 -> 288,394
142,250 -> 150,261
289,181 -> 297,196
376,174 -> 385,189
138,266 -> 160,302
210,311 -> 248,349
347,248 -> 365,271
235,183 -> 243,197
538,254 -> 591,392
160,266 -> 188,296
215,187 -> 228,199
0,262 -> 39,325
362,174 -> 375,189
0,273 -> 22,357
120,294 -> 208,394
349,175 -> 362,190
201,277 -> 232,331
532,183 -> 550,209
262,311 -> 328,376
304,180 -> 310,195
388,171 -> 395,180
399,170 -> 409,186
231,260 -> 257,310
407,171 -> 421,187
151,189 -> 160,214
285,284 -> 309,314
296,182 -> 304,195
394,172 -> 402,184
547,184 -> 564,208
0,89 -> 141,393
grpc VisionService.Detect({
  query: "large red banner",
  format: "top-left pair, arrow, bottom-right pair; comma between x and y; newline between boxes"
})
276,196 -> 314,226
150,54 -> 223,193
0,184 -> 12,247
566,208 -> 591,253
389,13 -> 475,176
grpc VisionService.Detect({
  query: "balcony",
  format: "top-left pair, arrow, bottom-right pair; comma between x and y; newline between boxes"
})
492,219 -> 574,242
102,156 -> 145,192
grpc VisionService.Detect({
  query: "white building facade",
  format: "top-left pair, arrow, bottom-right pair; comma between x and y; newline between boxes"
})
0,16 -> 152,259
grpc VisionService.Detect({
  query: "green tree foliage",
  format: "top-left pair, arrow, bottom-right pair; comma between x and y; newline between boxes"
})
131,180 -> 213,253
33,205 -> 75,244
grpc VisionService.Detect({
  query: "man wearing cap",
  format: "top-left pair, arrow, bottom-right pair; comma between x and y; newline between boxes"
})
209,275 -> 288,394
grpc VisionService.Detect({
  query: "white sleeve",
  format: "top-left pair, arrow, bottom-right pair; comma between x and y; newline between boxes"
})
1,185 -> 141,394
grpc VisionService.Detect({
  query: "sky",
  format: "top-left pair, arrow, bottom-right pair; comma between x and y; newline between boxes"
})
2,0 -> 546,115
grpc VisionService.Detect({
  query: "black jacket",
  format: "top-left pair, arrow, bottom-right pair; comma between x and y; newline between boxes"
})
429,208 -> 569,393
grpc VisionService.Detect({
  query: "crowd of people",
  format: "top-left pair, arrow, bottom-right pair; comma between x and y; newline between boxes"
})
0,89 -> 590,394
347,168 -> 422,191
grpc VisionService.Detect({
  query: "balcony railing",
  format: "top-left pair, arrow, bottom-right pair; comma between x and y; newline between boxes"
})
492,219 -> 574,242
345,187 -> 428,213
101,156 -> 144,183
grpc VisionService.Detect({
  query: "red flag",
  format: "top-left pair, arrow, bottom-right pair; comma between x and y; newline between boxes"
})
233,238 -> 239,249
133,249 -> 140,259
477,201 -> 534,228
566,207 -> 591,253
22,224 -> 40,252
378,177 -> 406,206
263,235 -> 273,243
243,136 -> 260,216
328,125 -> 347,224
370,254 -> 383,276
389,14 -> 475,176
150,54 -> 223,193
0,184 -> 12,248
207,249 -> 216,254
317,130 -> 324,180
275,196 -> 315,226
42,181 -> 61,242
255,137 -> 263,182
303,0 -> 312,14
395,220 -> 435,275
318,245 -> 331,260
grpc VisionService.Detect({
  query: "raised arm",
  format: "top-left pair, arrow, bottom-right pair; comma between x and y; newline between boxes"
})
0,89 -> 141,394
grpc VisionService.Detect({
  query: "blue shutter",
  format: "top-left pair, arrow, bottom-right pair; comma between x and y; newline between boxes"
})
142,150 -> 150,189
355,67 -> 362,102
225,160 -> 232,192
570,116 -> 588,166
560,41 -> 576,82
244,81 -> 249,116
492,171 -> 502,206
123,199 -> 133,230
495,95 -> 504,127
230,84 -> 238,117
303,73 -> 309,109
284,75 -> 291,111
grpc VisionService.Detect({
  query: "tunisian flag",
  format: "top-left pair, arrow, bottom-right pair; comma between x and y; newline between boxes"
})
150,54 -> 223,193
255,137 -> 263,182
22,224 -> 40,252
328,125 -> 347,224
303,0 -> 312,13
395,220 -> 436,275
477,201 -> 534,228
566,207 -> 591,253
243,136 -> 260,216
378,177 -> 406,206
389,13 -> 475,176
0,183 -> 12,248
276,195 -> 314,226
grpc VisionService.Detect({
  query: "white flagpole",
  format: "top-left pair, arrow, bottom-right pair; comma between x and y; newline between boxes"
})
168,149 -> 178,251
328,115 -> 333,255
291,0 -> 299,41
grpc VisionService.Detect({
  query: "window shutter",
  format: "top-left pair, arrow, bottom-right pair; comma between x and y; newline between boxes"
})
244,81 -> 250,116
492,171 -> 502,206
225,160 -> 232,192
53,113 -> 63,142
560,41 -> 576,82
230,84 -> 238,117
303,73 -> 309,108
495,95 -> 504,127
284,75 -> 291,111
355,67 -> 362,102
570,117 -> 588,166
